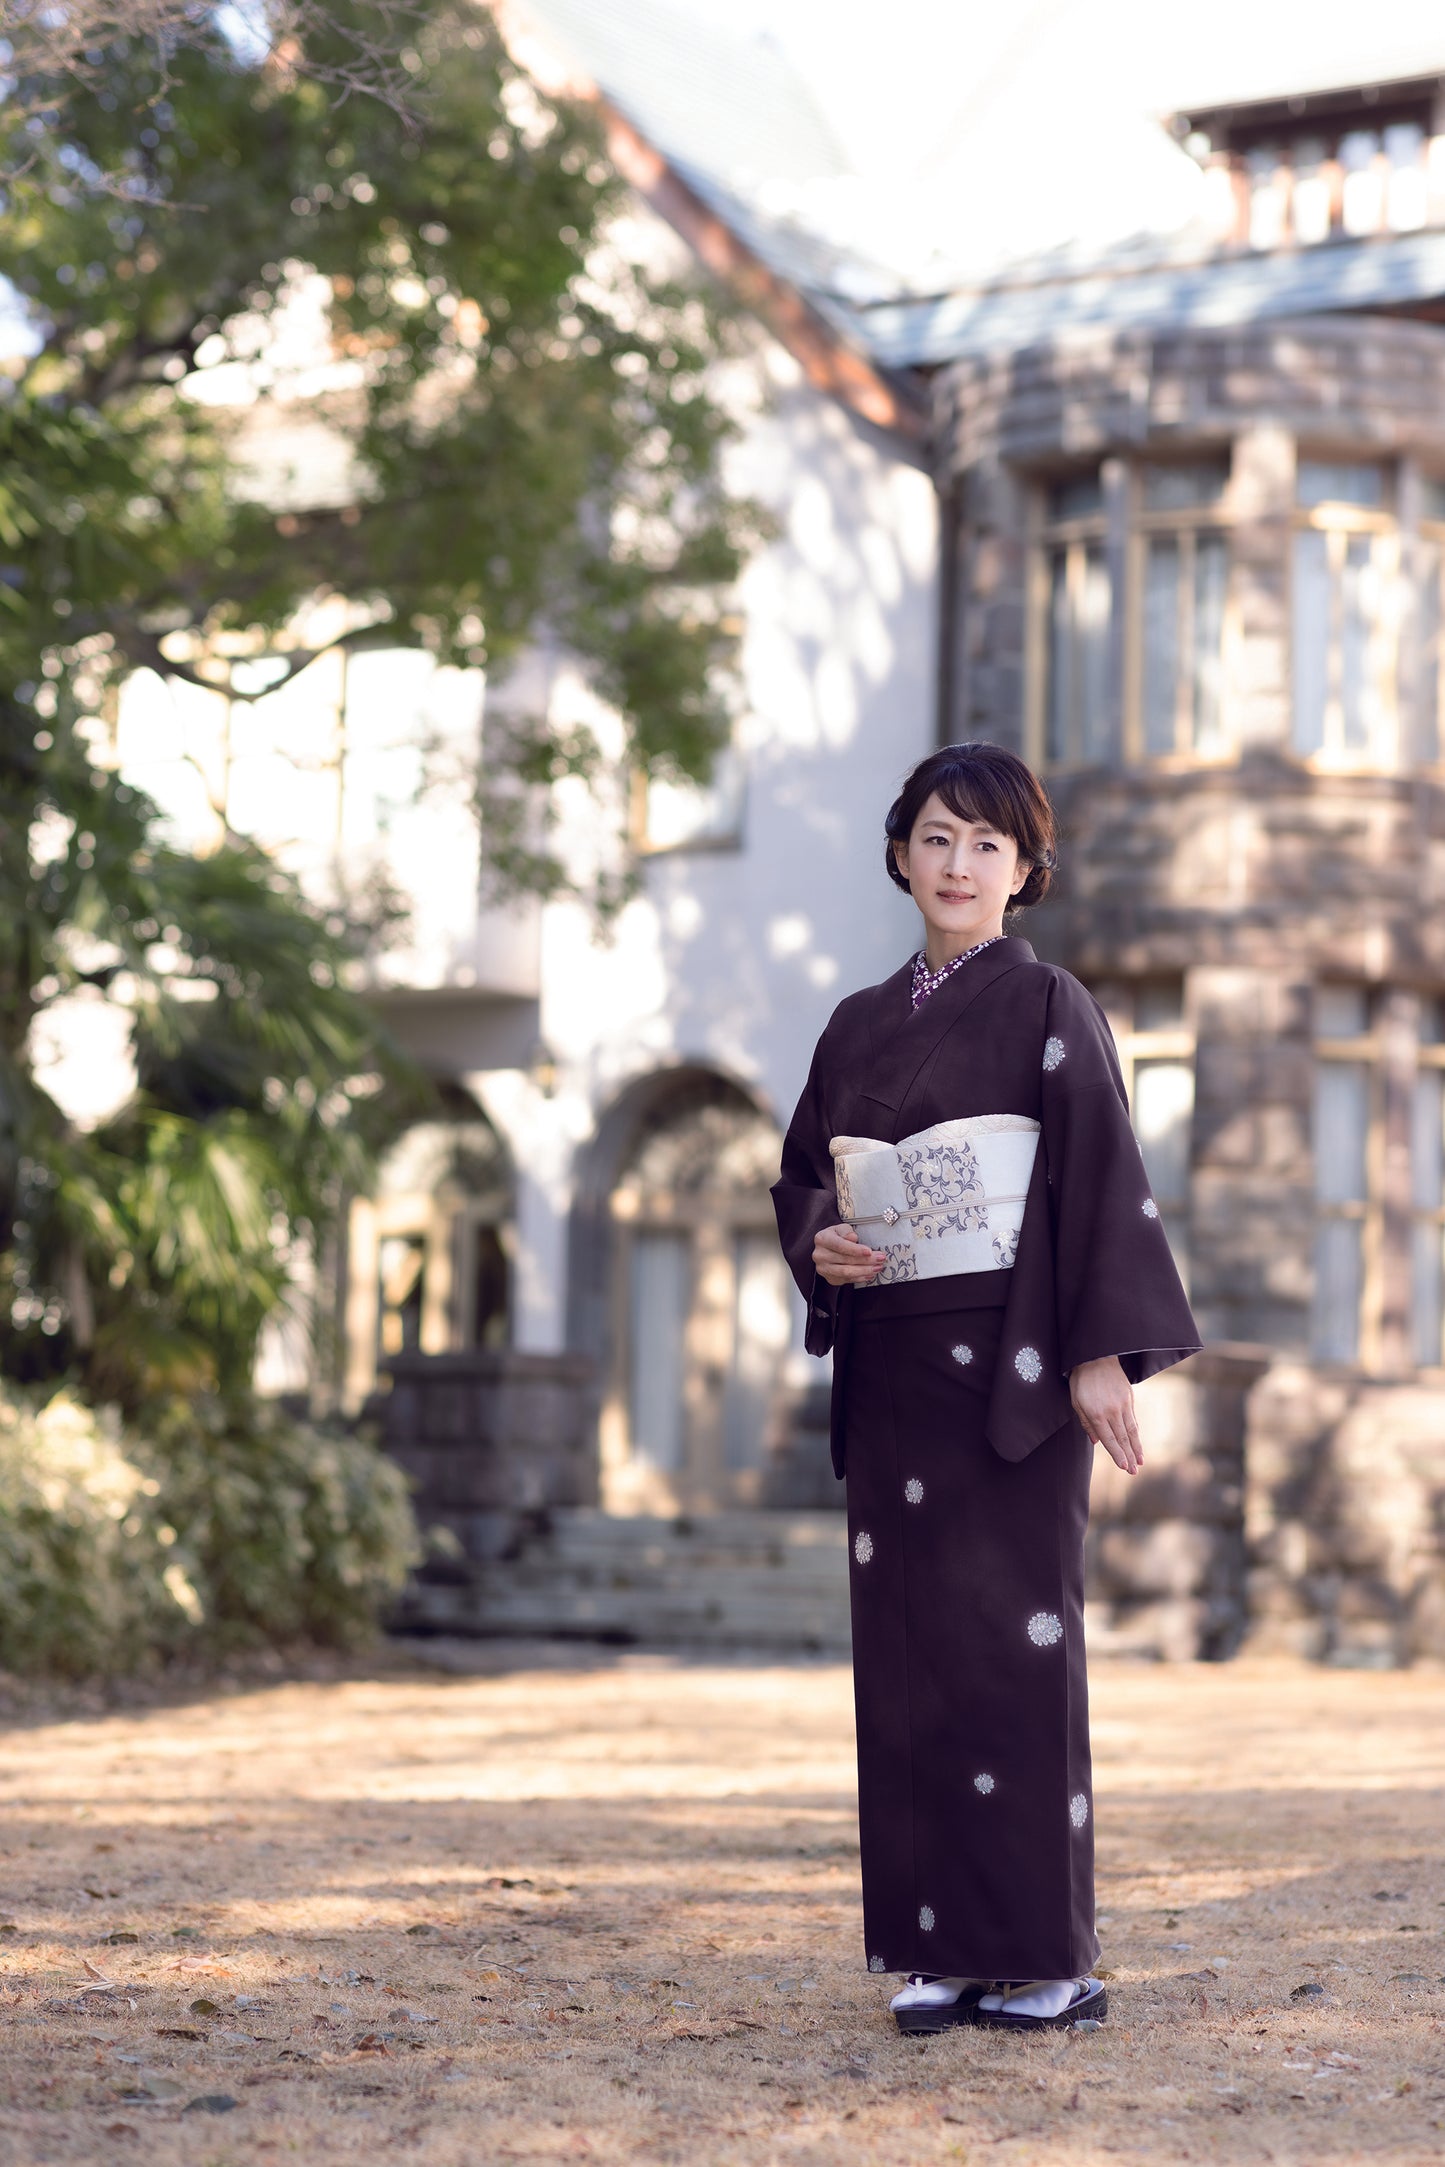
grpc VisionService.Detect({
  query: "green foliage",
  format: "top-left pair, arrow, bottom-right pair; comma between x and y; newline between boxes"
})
0,719 -> 424,1397
0,1379 -> 418,1678
2,0 -> 753,908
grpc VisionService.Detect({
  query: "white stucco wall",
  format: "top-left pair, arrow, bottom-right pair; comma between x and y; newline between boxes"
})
482,336 -> 937,1352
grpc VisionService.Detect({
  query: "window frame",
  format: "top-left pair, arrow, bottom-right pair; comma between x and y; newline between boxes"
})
1412,486 -> 1445,770
1289,460 -> 1401,772
1411,1020 -> 1445,1371
1091,978 -> 1195,1289
1126,464 -> 1236,766
1029,457 -> 1238,774
1028,474 -> 1112,771
1311,992 -> 1385,1372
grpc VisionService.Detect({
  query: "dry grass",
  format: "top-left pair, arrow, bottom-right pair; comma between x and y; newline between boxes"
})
0,1644 -> 1443,2165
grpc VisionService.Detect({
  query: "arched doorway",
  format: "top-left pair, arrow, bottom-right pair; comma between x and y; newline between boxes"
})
341,1088 -> 513,1412
574,1069 -> 796,1513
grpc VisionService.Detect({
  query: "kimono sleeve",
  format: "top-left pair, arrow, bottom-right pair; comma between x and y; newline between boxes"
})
1040,973 -> 1201,1384
770,1031 -> 845,1359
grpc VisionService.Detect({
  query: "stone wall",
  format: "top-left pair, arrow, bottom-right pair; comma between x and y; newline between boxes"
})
928,310 -> 1445,1661
380,1349 -> 598,1598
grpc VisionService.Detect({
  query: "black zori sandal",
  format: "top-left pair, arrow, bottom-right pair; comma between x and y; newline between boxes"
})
973,1978 -> 1107,2032
891,1978 -> 991,2035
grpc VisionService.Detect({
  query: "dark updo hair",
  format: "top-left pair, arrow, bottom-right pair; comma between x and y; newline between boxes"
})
884,742 -> 1057,908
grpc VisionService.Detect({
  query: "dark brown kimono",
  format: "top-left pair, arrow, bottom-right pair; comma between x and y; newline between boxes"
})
771,935 -> 1199,1982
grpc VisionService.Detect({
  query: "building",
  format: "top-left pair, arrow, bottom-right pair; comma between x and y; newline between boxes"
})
106,6 -> 1445,1662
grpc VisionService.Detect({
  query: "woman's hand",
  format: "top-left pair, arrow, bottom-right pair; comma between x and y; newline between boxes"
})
1069,1355 -> 1144,1476
814,1222 -> 889,1287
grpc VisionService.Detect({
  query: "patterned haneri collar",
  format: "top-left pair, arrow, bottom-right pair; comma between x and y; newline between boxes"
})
910,935 -> 1006,1011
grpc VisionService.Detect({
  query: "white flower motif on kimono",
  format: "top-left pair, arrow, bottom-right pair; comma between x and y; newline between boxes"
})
1142,1197 -> 1160,1219
1014,1345 -> 1043,1384
1042,1036 -> 1066,1072
951,1342 -> 974,1367
869,1954 -> 887,1972
1027,1610 -> 1064,1647
904,1477 -> 924,1505
1070,1793 -> 1089,1828
973,1773 -> 996,1795
854,1530 -> 874,1565
918,1904 -> 935,1933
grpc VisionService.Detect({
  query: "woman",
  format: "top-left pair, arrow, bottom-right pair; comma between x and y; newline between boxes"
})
770,743 -> 1199,2035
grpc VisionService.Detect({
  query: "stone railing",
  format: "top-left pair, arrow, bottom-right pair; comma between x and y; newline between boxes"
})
379,1349 -> 598,1594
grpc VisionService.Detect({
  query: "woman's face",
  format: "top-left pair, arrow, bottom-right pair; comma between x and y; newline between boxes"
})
892,791 -> 1029,953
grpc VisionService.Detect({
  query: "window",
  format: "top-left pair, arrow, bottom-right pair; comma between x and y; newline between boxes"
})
1311,986 -> 1376,1364
1094,979 -> 1194,1289
1137,462 -> 1230,759
604,1081 -> 788,1511
627,1229 -> 691,1474
1412,1000 -> 1445,1368
1291,461 -> 1398,765
1415,478 -> 1445,767
635,742 -> 746,854
1040,474 -> 1113,765
721,1231 -> 793,1472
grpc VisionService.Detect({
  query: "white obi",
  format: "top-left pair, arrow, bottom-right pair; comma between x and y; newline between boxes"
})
830,1115 -> 1040,1286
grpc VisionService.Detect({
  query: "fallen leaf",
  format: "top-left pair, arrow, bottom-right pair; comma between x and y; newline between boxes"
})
155,2027 -> 207,2041
181,2093 -> 239,2115
113,2071 -> 184,2102
101,2123 -> 138,2139
1290,1982 -> 1325,2000
351,2032 -> 393,2055
189,1997 -> 221,2017
104,1932 -> 139,1946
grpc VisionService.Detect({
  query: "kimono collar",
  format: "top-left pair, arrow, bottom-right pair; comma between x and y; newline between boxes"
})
859,934 -> 1036,1121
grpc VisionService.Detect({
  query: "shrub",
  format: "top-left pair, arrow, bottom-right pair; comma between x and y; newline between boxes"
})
0,1382 -> 418,1678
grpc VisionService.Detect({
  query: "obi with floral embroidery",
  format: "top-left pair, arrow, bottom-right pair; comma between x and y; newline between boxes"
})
829,1114 -> 1039,1283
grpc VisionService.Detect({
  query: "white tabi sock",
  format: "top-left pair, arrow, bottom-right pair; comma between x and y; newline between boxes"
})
888,1974 -> 991,2012
978,1978 -> 1089,2019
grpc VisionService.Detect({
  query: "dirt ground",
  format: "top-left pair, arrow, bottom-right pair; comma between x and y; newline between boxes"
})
0,1646 -> 1443,2167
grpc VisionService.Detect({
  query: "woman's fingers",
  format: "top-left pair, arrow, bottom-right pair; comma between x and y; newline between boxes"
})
1102,1415 -> 1142,1476
812,1221 -> 888,1285
1074,1392 -> 1143,1476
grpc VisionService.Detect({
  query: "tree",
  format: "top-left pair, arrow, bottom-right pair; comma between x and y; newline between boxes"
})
0,1 -> 752,1403
2,0 -> 750,906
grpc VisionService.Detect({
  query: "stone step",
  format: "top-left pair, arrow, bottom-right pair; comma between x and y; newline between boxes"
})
394,1507 -> 854,1653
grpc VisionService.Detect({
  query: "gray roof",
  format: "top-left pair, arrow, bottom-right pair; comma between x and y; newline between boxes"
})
854,229 -> 1445,371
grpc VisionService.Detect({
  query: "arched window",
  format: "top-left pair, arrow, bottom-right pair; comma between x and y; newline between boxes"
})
342,1096 -> 513,1410
592,1072 -> 793,1513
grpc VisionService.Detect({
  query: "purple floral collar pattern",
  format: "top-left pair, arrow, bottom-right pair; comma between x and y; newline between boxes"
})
910,935 -> 1005,1012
